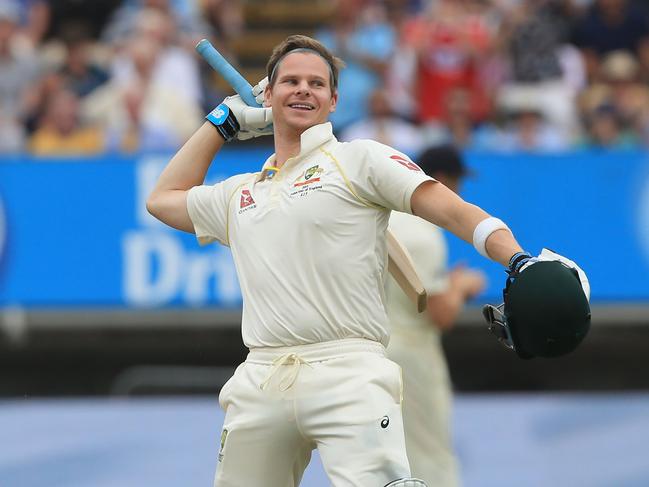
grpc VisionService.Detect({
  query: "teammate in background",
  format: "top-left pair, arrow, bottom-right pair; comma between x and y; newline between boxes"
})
146,34 -> 586,487
386,145 -> 486,487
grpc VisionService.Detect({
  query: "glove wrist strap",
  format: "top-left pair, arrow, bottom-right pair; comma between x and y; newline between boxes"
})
206,104 -> 240,142
507,251 -> 532,276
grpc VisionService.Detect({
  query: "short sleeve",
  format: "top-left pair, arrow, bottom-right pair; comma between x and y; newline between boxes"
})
343,140 -> 434,213
186,173 -> 252,247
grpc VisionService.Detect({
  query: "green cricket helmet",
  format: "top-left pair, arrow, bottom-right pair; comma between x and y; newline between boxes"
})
483,260 -> 591,359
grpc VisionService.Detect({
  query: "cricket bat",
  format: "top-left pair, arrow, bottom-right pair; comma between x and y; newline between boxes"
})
196,39 -> 261,108
195,39 -> 427,312
387,230 -> 427,313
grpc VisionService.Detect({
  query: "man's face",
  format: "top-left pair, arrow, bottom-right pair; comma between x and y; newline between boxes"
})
265,52 -> 337,134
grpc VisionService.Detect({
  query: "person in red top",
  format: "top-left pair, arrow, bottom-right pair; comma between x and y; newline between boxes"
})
401,0 -> 493,124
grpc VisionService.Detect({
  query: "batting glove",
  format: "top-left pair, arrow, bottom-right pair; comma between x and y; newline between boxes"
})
510,248 -> 590,301
251,76 -> 268,105
206,77 -> 273,141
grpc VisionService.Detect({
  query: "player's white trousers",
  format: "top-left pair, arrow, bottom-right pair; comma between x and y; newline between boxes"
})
214,338 -> 411,487
386,326 -> 459,487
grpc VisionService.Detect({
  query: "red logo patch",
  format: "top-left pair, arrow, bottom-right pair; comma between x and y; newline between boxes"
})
390,155 -> 421,172
240,189 -> 255,208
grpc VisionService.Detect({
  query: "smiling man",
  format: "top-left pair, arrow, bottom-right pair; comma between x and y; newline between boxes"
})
145,35 -> 587,487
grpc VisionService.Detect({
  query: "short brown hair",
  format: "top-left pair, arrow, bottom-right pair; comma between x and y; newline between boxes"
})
266,35 -> 345,92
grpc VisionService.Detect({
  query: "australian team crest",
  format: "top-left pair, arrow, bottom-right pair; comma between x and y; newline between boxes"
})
294,165 -> 324,187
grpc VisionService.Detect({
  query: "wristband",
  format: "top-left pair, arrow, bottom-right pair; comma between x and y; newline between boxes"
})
206,104 -> 240,141
473,217 -> 510,259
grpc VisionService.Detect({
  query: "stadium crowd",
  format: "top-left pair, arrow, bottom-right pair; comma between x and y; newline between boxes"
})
2,0 -> 649,155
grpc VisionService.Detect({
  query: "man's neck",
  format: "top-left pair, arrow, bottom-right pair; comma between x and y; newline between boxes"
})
273,125 -> 304,168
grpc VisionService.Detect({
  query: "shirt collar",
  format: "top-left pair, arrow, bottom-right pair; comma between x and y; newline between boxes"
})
257,122 -> 336,181
298,122 -> 335,156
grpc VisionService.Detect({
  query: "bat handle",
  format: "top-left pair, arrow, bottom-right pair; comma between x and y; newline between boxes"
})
195,39 -> 261,108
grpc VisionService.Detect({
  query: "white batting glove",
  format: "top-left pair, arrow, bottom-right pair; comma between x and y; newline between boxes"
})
520,248 -> 590,301
223,94 -> 273,140
206,78 -> 273,141
252,76 -> 268,106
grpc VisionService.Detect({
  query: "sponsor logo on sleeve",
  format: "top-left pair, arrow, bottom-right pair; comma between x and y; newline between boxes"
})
390,154 -> 422,172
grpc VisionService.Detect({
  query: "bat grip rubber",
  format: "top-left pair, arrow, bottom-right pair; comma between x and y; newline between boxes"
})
195,39 -> 261,108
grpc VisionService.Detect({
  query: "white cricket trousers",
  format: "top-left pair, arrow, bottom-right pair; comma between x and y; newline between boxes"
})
386,326 -> 459,487
213,338 -> 411,487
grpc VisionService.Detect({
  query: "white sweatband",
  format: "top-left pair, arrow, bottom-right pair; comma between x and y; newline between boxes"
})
473,217 -> 510,259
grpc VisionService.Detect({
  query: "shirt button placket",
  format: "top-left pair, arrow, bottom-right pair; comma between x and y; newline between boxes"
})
269,171 -> 282,207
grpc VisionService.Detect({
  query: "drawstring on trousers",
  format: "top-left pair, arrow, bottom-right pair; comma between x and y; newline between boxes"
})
259,353 -> 313,391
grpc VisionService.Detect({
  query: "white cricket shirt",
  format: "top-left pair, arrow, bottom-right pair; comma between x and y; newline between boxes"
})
187,122 -> 432,348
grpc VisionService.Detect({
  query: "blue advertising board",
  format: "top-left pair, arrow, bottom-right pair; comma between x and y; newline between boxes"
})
0,149 -> 648,309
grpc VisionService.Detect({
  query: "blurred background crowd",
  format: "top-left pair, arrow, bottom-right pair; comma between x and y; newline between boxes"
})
3,0 -> 649,156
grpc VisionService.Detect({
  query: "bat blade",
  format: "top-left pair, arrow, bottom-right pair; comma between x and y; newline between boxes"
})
387,229 -> 427,312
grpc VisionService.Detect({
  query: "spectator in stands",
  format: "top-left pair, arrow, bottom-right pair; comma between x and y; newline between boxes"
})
0,0 -> 41,153
58,24 -> 110,98
577,50 -> 648,148
579,103 -> 639,148
572,0 -> 649,82
82,35 -> 203,153
28,88 -> 104,155
102,0 -> 211,48
107,7 -> 203,112
635,103 -> 649,147
200,0 -> 243,49
480,97 -> 572,153
382,0 -> 430,120
316,0 -> 396,132
502,0 -> 570,84
385,36 -> 417,121
16,0 -> 49,47
399,0 -> 494,125
196,0 -> 244,113
496,0 -> 584,137
422,86 -> 490,149
340,87 -> 424,155
598,50 -> 649,131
